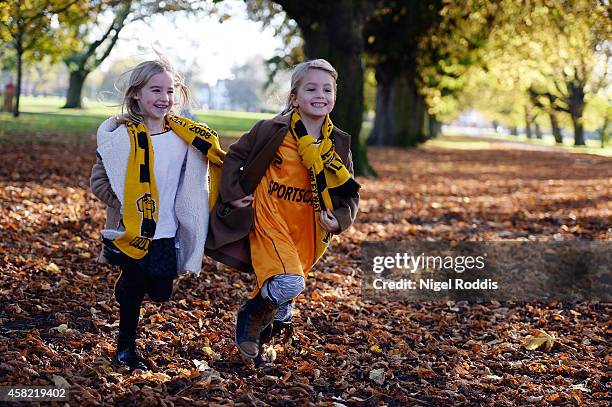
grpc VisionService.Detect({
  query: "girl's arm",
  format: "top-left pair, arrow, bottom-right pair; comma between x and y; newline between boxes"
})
219,120 -> 263,203
330,150 -> 359,233
90,153 -> 121,209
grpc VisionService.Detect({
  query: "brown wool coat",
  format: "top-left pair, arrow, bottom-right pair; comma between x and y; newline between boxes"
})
204,113 -> 360,272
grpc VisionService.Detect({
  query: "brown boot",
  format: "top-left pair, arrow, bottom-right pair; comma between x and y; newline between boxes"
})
235,292 -> 277,358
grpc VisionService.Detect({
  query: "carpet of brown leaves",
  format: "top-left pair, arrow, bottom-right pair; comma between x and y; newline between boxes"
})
0,140 -> 610,406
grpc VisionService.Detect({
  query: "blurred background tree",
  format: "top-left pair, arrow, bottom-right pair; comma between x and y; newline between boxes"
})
0,0 -> 85,117
364,0 -> 446,147
62,0 -> 212,108
439,0 -> 610,146
2,0 -> 609,155
272,0 -> 375,176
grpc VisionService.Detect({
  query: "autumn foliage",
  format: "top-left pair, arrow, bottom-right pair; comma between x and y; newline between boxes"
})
0,139 -> 609,405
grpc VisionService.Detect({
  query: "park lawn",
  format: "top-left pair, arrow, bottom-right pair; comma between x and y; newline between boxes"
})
2,96 -> 609,156
0,96 -> 273,142
440,128 -> 612,156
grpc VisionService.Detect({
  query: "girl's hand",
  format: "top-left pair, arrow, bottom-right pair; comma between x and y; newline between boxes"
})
319,209 -> 340,233
229,194 -> 254,208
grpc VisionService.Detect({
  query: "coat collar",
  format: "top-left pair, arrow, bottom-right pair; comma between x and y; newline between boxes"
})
272,112 -> 291,125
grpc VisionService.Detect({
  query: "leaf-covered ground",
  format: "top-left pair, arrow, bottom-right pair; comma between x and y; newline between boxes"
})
0,139 -> 609,406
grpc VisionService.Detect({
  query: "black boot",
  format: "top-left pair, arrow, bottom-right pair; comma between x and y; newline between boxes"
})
235,291 -> 277,359
114,336 -> 149,371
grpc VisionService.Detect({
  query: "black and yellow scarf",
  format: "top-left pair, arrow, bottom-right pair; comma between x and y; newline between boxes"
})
289,109 -> 360,255
112,114 -> 225,259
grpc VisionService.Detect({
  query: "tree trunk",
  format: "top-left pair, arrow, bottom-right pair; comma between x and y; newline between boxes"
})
510,126 -> 518,136
370,74 -> 393,145
567,80 -> 586,146
289,0 -> 374,176
524,107 -> 532,139
428,115 -> 441,139
61,2 -> 131,110
370,68 -> 423,147
572,116 -> 585,146
64,69 -> 90,109
13,47 -> 23,118
535,123 -> 542,139
414,93 -> 427,144
599,115 -> 610,148
549,111 -> 562,144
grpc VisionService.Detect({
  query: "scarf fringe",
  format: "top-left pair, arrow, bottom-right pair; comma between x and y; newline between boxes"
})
328,177 -> 360,198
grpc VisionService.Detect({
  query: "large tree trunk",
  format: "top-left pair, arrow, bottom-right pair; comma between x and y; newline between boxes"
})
370,68 -> 424,147
64,70 -> 90,109
549,111 -> 562,144
277,0 -> 374,176
370,76 -> 393,145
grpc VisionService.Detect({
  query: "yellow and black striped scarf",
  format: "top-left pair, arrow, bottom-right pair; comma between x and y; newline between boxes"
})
289,109 -> 359,253
112,114 -> 225,260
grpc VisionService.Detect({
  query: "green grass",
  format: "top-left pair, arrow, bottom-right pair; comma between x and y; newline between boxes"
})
440,128 -> 612,156
0,96 -> 273,142
424,137 -> 498,151
2,97 -> 610,157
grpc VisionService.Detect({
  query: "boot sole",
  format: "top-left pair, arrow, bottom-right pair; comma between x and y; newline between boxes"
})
235,335 -> 259,359
113,355 -> 150,371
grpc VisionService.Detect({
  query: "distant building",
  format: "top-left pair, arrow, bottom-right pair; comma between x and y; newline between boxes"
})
195,80 -> 231,111
455,110 -> 487,127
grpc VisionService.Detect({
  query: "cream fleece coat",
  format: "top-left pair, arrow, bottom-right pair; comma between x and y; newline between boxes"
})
91,117 -> 209,275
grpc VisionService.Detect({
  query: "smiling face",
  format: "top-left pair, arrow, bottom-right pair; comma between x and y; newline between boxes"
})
292,68 -> 336,120
133,71 -> 175,122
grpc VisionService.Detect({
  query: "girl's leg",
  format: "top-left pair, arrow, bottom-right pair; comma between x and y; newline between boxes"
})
144,237 -> 177,303
258,275 -> 304,346
235,289 -> 278,359
236,274 -> 305,359
115,267 -> 146,344
113,238 -> 177,370
262,274 -> 305,321
147,277 -> 175,303
274,301 -> 294,322
114,267 -> 147,369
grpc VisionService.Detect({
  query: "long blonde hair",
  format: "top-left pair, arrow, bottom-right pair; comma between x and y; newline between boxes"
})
119,56 -> 191,123
282,59 -> 338,115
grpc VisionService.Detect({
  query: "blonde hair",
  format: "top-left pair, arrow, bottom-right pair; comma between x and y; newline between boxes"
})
119,56 -> 191,123
282,59 -> 338,114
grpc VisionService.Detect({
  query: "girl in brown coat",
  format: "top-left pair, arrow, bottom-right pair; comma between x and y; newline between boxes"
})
206,59 -> 360,360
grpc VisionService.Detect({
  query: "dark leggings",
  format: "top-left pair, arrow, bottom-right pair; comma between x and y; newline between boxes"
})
107,238 -> 177,346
